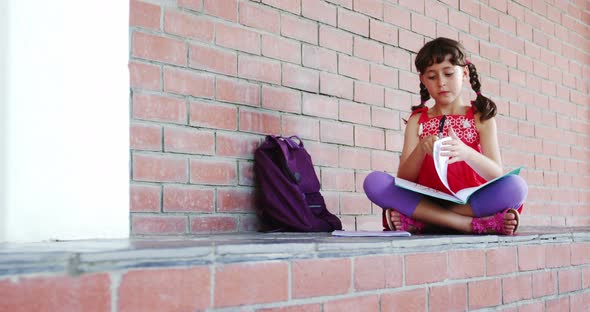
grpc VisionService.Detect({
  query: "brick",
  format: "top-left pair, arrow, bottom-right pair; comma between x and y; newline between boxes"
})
129,61 -> 161,91
204,0 -> 238,22
132,215 -> 187,234
429,283 -> 467,312
321,168 -> 355,191
163,185 -> 214,212
398,70 -> 419,93
486,247 -> 517,276
340,191 -> 371,214
320,72 -> 354,100
502,274 -> 532,303
262,86 -> 301,114
282,63 -> 320,92
130,184 -> 161,212
371,150 -> 397,172
262,34 -> 301,64
325,0 -> 352,8
190,216 -> 237,233
131,123 -> 161,151
356,215 -> 382,231
546,297 -> 570,311
545,244 -> 571,268
398,28 -> 424,53
405,252 -> 447,285
132,32 -> 186,66
354,81 -> 384,106
292,258 -> 351,298
384,47 -> 412,71
189,101 -> 237,130
320,120 -> 354,145
258,304 -> 321,312
216,77 -> 260,107
339,100 -> 371,125
339,54 -> 370,81
262,0 -> 301,15
239,1 -> 280,33
177,0 -> 202,11
164,126 -> 214,155
411,13 -> 436,38
449,10 -> 469,32
303,44 -> 338,73
518,245 -> 546,271
238,54 -> 281,84
189,44 -> 236,76
355,126 -> 385,149
216,23 -> 260,54
370,19 -> 398,45
354,0 -> 383,18
425,0 -> 448,22
370,64 -> 398,88
354,37 -> 383,63
338,7 -> 369,36
559,268 -> 582,294
324,295 -> 379,312
282,115 -> 320,140
190,158 -> 236,185
584,267 -> 590,289
238,161 -> 255,186
119,267 -> 210,311
303,93 -> 338,119
468,279 -> 501,309
532,271 -> 557,298
371,106 -> 399,130
571,242 -> 590,265
217,187 -> 255,213
281,13 -> 318,44
384,90 -> 411,113
305,141 -> 339,167
518,302 -> 545,312
381,288 -> 427,311
302,0 -> 337,26
319,25 -> 353,54
133,154 -> 188,183
163,67 -> 215,98
130,0 -> 160,30
570,292 -> 590,312
164,10 -> 214,42
398,0 -> 424,13
448,249 -> 485,279
0,273 -> 111,312
354,254 -> 402,291
239,109 -> 281,135
383,4 -> 411,29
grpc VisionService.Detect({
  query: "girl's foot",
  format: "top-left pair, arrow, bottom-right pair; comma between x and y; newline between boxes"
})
471,208 -> 520,235
384,209 -> 426,234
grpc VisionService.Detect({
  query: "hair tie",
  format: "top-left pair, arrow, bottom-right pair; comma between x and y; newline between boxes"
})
476,91 -> 481,95
465,59 -> 471,65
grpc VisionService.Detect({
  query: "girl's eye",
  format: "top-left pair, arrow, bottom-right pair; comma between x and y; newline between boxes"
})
427,76 -> 436,80
445,72 -> 455,77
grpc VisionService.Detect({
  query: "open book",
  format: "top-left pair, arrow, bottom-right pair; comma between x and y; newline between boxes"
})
395,137 -> 522,204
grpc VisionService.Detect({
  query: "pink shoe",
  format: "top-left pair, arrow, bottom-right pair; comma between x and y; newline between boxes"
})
383,209 -> 426,233
471,208 -> 520,235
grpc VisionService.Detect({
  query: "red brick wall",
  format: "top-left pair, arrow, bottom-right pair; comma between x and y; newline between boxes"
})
129,0 -> 590,235
1,242 -> 589,311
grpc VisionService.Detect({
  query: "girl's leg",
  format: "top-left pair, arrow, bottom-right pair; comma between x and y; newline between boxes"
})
468,175 -> 528,217
363,171 -> 423,217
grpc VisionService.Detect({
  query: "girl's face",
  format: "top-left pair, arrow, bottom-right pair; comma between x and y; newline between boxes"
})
420,55 -> 468,106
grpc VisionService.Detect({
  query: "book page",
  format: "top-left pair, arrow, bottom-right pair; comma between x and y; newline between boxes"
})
395,177 -> 464,203
332,230 -> 411,237
433,137 -> 453,195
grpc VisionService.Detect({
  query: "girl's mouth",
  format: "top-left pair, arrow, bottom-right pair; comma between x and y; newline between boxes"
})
439,91 -> 450,95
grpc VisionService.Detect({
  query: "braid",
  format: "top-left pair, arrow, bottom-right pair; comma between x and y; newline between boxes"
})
467,63 -> 497,121
411,82 -> 430,111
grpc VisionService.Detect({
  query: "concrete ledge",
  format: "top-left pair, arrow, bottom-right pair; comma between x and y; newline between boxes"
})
2,226 -> 589,276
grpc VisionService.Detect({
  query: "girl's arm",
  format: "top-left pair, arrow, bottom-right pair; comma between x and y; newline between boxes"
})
397,114 -> 437,182
443,114 -> 503,180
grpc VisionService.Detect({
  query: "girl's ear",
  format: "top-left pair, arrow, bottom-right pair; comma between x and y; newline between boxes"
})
419,74 -> 425,85
463,65 -> 469,80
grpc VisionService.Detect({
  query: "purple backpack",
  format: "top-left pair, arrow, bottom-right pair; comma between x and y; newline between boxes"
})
254,135 -> 342,232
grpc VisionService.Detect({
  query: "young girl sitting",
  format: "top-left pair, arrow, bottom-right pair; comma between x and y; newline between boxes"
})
363,37 -> 528,235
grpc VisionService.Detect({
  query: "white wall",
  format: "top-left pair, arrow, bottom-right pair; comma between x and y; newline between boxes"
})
1,0 -> 130,242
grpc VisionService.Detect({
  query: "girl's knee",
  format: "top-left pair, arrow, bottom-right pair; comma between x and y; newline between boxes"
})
505,175 -> 528,201
363,171 -> 394,193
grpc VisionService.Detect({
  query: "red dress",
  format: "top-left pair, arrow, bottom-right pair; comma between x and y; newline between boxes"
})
411,105 -> 487,195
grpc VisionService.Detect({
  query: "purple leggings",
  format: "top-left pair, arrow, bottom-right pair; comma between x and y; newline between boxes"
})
363,171 -> 528,218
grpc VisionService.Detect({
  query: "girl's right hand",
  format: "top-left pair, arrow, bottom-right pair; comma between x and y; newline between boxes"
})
418,135 -> 438,156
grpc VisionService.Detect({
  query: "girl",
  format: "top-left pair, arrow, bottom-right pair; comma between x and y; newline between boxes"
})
363,37 -> 527,235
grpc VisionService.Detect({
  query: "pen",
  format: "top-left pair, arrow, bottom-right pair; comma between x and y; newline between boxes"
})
438,115 -> 446,139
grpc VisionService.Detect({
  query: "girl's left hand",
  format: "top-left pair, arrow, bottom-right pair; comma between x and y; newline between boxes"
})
440,127 -> 475,164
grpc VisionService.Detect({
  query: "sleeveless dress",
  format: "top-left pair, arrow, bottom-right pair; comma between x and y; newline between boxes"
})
411,105 -> 487,195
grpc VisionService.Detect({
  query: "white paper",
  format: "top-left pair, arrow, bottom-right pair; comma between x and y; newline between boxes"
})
433,137 -> 453,194
332,230 -> 411,237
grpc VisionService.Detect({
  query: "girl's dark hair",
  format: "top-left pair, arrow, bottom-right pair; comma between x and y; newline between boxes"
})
413,37 -> 497,121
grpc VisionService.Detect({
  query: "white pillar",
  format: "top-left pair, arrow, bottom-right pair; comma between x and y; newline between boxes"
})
1,0 -> 130,242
